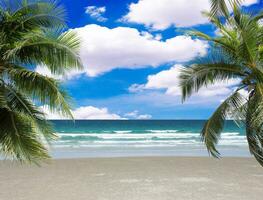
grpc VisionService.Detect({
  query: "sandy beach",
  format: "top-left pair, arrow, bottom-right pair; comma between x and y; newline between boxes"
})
0,156 -> 262,200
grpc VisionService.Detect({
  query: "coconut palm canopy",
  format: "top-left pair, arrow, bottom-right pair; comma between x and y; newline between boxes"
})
0,0 -> 82,163
180,0 -> 263,166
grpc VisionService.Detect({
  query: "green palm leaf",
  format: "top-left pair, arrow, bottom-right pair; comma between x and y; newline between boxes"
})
3,83 -> 55,141
209,0 -> 243,18
6,66 -> 73,118
188,30 -> 239,59
0,0 -> 66,29
0,0 -> 82,163
201,90 -> 246,157
0,108 -> 50,163
6,29 -> 82,74
179,54 -> 246,101
246,85 -> 263,166
180,0 -> 263,166
210,0 -> 230,18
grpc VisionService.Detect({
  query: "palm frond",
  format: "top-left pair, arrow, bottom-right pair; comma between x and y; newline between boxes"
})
0,0 -> 81,163
209,0 -> 230,18
6,66 -> 73,118
0,80 -> 8,108
0,0 -> 66,30
181,0 -> 263,167
188,30 -> 238,57
6,28 -> 82,74
252,11 -> 263,22
246,84 -> 263,166
0,108 -> 50,163
231,9 -> 259,65
3,83 -> 56,141
209,0 -> 244,18
202,90 -> 246,157
179,53 -> 246,101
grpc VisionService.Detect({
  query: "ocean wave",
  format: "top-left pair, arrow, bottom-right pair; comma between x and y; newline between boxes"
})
57,133 -> 200,140
147,130 -> 178,133
54,140 -> 200,147
52,139 -> 248,148
57,132 -> 241,139
53,131 -> 246,149
221,132 -> 240,136
113,130 -> 133,134
221,136 -> 246,139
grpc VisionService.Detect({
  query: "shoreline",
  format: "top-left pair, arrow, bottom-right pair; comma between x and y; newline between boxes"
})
49,145 -> 250,159
1,156 -> 262,200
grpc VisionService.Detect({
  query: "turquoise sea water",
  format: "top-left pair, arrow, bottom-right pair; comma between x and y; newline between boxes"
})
50,120 -> 250,158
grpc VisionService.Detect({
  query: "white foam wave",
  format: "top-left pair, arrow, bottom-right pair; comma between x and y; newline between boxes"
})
53,131 -> 247,149
57,132 -> 243,141
57,132 -> 199,139
222,132 -> 240,136
221,136 -> 246,139
52,139 -> 201,148
113,130 -> 132,134
87,140 -> 198,144
147,130 -> 178,133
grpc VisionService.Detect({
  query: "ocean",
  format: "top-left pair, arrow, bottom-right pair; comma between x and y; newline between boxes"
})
50,120 -> 250,158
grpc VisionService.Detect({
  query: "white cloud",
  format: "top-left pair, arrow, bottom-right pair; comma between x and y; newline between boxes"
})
35,25 -> 207,78
41,106 -> 123,120
242,0 -> 258,6
124,110 -> 152,119
137,114 -> 152,119
42,106 -> 152,120
122,0 -> 258,30
144,65 -> 182,96
129,64 -> 241,98
85,6 -> 107,22
128,84 -> 145,93
124,110 -> 139,118
72,24 -> 207,76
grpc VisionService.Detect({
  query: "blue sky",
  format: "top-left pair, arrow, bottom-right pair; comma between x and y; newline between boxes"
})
40,0 -> 262,119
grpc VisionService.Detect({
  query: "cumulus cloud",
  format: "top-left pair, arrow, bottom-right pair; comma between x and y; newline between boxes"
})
35,25 -> 207,78
137,114 -> 152,119
128,84 -> 145,93
73,24 -> 207,76
41,106 -> 123,120
124,110 -> 152,119
129,64 -> 241,98
122,0 -> 258,30
242,0 -> 258,6
85,6 -> 107,22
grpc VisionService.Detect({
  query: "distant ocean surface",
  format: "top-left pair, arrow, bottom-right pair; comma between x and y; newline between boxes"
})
50,120 -> 250,158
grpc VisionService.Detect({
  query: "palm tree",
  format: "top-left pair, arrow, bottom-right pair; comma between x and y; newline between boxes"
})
209,0 -> 243,18
0,0 -> 82,163
180,0 -> 263,166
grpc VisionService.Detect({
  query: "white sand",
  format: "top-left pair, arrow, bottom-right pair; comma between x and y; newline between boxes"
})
0,157 -> 262,200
